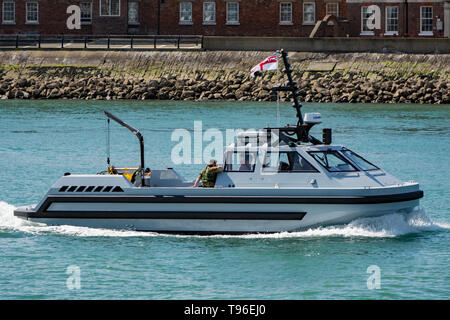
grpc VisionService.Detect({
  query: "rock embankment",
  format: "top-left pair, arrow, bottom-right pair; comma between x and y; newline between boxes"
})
0,70 -> 448,104
0,51 -> 449,104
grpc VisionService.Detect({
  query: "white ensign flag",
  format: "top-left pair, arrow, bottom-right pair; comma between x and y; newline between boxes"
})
250,54 -> 278,78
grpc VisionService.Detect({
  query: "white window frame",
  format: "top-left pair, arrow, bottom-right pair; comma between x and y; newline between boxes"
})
279,2 -> 292,25
385,6 -> 399,35
2,0 -> 15,24
419,6 -> 433,36
80,1 -> 92,24
303,2 -> 316,25
226,2 -> 239,25
360,6 -> 374,35
326,2 -> 339,17
25,1 -> 38,24
99,0 -> 121,17
179,2 -> 193,25
203,1 -> 216,25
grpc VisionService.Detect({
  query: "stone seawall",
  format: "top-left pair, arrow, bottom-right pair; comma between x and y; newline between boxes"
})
0,51 -> 449,104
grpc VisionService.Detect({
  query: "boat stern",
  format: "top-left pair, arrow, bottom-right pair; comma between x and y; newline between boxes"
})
13,205 -> 37,220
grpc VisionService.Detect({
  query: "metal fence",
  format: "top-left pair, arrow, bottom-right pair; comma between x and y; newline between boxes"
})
0,34 -> 203,50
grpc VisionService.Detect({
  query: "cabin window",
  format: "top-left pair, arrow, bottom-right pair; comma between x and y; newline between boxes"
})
263,151 -> 318,173
67,186 -> 77,192
225,151 -> 257,172
340,149 -> 379,171
309,151 -> 358,172
94,186 -> 104,192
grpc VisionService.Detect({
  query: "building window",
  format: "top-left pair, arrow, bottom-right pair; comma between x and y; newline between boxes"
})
128,1 -> 139,25
179,2 -> 192,24
420,6 -> 433,35
100,0 -> 120,17
203,2 -> 216,25
26,2 -> 38,24
80,1 -> 92,24
226,2 -> 239,25
303,2 -> 316,25
2,0 -> 15,24
361,6 -> 374,35
326,3 -> 338,17
279,2 -> 292,25
385,6 -> 398,34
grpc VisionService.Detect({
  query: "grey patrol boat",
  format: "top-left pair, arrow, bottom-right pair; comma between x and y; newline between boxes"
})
14,50 -> 423,234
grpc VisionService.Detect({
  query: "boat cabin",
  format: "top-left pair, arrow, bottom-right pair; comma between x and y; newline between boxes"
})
212,127 -> 401,189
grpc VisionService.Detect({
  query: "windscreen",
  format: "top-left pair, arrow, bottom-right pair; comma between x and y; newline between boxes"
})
308,151 -> 357,172
341,149 -> 379,171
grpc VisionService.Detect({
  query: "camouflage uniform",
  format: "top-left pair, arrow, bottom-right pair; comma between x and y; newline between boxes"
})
199,166 -> 223,188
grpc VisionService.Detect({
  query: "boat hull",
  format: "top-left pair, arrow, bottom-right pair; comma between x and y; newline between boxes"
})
14,192 -> 422,234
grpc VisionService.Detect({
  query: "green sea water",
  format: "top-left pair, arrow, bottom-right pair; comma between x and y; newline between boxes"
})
0,100 -> 449,299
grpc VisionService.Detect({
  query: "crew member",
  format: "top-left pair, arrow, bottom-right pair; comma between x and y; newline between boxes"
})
192,159 -> 223,188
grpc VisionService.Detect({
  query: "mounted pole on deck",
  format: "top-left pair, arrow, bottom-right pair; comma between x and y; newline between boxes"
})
269,49 -> 324,144
107,118 -> 111,167
269,49 -> 307,141
279,49 -> 303,126
103,110 -> 146,186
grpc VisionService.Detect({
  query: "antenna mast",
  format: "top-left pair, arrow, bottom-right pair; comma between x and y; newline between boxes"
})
279,49 -> 303,126
270,49 -> 322,145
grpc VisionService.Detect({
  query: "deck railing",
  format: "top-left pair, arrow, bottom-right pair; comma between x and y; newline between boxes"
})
0,34 -> 203,50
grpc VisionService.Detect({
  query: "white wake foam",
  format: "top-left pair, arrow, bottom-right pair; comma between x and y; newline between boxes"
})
0,201 -> 448,238
229,209 -> 449,239
0,201 -> 157,237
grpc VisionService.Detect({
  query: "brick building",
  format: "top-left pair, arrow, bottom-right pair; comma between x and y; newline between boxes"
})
0,0 -> 449,37
346,0 -> 449,37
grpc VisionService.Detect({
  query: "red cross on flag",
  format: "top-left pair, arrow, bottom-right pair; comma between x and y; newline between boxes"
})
250,54 -> 278,78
